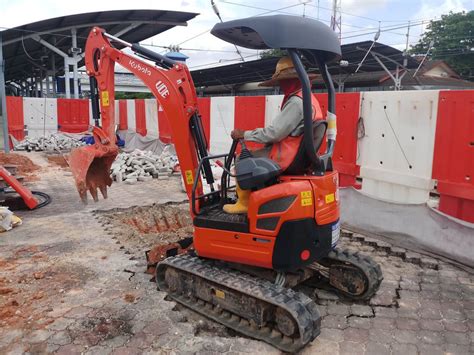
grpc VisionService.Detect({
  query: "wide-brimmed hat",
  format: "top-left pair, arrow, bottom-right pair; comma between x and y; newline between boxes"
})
259,56 -> 318,87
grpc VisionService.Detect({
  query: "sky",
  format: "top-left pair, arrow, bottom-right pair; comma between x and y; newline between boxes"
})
0,0 -> 472,69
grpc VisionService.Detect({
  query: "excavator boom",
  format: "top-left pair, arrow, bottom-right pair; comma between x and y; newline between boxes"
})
69,28 -> 204,206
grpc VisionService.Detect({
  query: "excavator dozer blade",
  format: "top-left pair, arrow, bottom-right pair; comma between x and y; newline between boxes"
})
68,145 -> 118,204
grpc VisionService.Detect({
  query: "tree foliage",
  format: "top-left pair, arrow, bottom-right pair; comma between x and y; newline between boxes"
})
115,92 -> 153,99
259,49 -> 288,59
410,11 -> 474,80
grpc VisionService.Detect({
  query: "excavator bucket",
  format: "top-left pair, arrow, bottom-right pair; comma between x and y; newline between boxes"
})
68,144 -> 118,204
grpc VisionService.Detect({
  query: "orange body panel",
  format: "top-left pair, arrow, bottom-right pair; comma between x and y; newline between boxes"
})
194,172 -> 340,269
194,227 -> 275,268
248,180 -> 314,236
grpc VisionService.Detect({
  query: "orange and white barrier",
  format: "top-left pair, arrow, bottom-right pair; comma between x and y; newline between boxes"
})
6,90 -> 474,223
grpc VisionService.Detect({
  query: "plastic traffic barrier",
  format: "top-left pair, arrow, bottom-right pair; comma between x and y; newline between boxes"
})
432,90 -> 474,223
57,98 -> 90,133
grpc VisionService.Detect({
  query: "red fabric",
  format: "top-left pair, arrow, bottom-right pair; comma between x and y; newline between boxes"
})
279,79 -> 302,107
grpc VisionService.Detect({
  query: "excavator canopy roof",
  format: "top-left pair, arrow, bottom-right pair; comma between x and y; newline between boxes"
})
211,15 -> 341,63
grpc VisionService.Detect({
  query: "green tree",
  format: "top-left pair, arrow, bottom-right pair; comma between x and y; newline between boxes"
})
115,92 -> 153,99
410,11 -> 474,80
259,49 -> 288,59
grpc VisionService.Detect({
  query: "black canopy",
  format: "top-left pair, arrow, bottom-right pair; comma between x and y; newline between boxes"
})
211,15 -> 341,63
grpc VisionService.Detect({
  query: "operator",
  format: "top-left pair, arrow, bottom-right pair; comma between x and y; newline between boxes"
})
223,56 -> 319,214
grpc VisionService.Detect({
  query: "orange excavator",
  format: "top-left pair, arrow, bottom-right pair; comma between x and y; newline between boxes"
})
69,15 -> 382,352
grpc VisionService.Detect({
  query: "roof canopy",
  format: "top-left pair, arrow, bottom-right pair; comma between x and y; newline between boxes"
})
211,15 -> 341,63
191,41 -> 420,88
1,9 -> 198,83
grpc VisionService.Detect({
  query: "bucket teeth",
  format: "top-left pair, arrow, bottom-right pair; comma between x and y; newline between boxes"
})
89,187 -> 99,202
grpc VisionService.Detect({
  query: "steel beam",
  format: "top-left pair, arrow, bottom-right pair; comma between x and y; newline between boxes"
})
71,28 -> 79,99
4,20 -> 189,46
0,33 -> 10,152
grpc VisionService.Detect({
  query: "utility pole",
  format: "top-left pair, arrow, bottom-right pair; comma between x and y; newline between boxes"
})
211,0 -> 245,61
404,21 -> 411,67
0,32 -> 10,153
330,0 -> 342,42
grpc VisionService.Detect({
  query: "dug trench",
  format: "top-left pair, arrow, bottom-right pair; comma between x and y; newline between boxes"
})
92,201 -> 457,342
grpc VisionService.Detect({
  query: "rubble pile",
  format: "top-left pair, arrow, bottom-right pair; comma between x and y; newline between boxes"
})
110,147 -> 178,184
13,133 -> 86,152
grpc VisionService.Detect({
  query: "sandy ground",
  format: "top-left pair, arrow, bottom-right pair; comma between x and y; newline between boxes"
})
0,151 -> 473,355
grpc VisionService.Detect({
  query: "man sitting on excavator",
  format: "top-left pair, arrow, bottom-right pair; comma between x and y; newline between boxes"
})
224,56 -> 321,214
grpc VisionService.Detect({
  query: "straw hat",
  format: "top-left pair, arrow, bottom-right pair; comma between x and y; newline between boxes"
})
259,56 -> 318,87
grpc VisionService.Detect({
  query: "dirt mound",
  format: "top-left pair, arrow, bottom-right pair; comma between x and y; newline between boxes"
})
0,153 -> 40,181
47,154 -> 69,168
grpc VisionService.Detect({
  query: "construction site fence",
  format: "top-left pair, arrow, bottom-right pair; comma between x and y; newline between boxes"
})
6,90 -> 474,223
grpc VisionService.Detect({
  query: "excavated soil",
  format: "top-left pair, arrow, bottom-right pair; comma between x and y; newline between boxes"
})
0,245 -> 95,330
47,154 -> 69,169
96,202 -> 193,260
0,152 -> 40,181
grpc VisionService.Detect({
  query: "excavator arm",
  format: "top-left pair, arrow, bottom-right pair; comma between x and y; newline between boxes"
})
69,27 -> 208,213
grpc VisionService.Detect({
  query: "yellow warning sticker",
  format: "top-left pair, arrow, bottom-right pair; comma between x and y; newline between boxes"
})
325,193 -> 335,204
185,170 -> 194,185
101,91 -> 109,107
301,191 -> 313,206
214,289 -> 225,299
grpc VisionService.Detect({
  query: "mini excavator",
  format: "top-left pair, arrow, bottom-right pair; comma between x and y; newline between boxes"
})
69,15 -> 383,352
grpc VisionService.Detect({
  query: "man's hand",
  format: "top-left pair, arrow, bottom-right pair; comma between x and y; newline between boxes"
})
231,129 -> 245,140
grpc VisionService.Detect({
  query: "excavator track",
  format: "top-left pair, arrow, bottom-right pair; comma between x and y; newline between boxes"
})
156,254 -> 321,353
315,248 -> 383,300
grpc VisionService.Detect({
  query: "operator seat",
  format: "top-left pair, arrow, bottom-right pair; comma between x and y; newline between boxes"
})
235,120 -> 328,190
285,120 -> 327,175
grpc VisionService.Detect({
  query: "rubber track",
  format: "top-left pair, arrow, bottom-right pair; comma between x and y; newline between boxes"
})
156,254 -> 321,353
322,248 -> 384,300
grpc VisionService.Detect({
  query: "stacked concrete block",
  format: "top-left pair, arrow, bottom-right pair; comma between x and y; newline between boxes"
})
13,133 -> 85,152
110,148 -> 178,184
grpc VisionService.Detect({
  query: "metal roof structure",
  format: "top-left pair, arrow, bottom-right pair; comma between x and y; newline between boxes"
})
0,9 -> 198,152
191,41 -> 420,89
1,9 -> 198,97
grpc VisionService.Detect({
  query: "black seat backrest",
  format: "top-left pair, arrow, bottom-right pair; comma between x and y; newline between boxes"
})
284,120 -> 328,175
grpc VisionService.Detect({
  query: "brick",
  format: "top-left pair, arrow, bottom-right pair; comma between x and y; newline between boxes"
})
343,327 -> 369,342
418,344 -> 445,355
443,319 -> 468,332
339,341 -> 365,355
372,317 -> 395,330
327,303 -> 351,316
445,344 -> 470,354
373,307 -> 397,319
321,315 -> 348,330
369,328 -> 393,344
393,329 -> 419,344
419,330 -> 444,345
317,328 -> 344,342
419,319 -> 444,332
365,341 -> 390,355
350,305 -> 373,317
391,342 -> 418,355
419,307 -> 442,320
395,318 -> 419,331
444,331 -> 470,345
347,316 -> 372,329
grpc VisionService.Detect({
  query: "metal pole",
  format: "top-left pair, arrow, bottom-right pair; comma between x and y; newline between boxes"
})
71,28 -> 79,99
51,52 -> 57,96
64,58 -> 70,99
0,32 -> 10,152
403,21 -> 411,68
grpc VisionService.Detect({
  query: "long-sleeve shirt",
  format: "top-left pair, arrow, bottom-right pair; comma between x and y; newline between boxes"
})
243,96 -> 304,144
